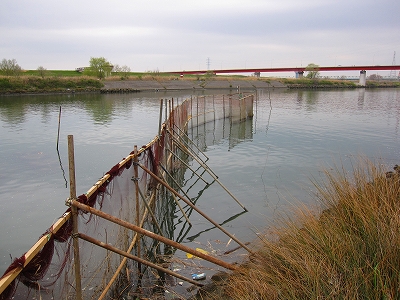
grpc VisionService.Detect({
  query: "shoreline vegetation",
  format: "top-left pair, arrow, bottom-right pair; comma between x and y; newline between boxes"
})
191,160 -> 400,300
0,70 -> 399,94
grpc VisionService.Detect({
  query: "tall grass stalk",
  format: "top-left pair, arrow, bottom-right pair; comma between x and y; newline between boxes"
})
226,159 -> 400,299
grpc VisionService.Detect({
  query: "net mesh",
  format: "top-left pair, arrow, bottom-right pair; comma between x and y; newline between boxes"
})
0,93 -> 253,300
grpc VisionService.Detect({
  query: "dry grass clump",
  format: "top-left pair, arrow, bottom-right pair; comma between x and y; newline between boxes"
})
227,160 -> 400,299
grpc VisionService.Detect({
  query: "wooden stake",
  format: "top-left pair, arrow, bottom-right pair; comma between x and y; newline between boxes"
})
158,99 -> 163,137
169,132 -> 247,211
133,146 -> 142,279
98,190 -> 156,300
136,184 -> 163,235
56,106 -> 61,150
70,199 -> 236,270
67,135 -> 83,300
138,164 -> 253,255
78,233 -> 204,287
166,148 -> 209,184
168,129 -> 217,178
158,165 -> 192,225
172,124 -> 209,161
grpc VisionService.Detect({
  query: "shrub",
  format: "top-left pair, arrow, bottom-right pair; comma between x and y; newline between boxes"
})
227,159 -> 400,299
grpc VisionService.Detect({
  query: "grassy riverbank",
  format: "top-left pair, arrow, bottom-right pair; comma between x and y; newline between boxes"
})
0,75 -> 103,94
201,160 -> 399,300
282,78 -> 400,89
1,71 -> 399,94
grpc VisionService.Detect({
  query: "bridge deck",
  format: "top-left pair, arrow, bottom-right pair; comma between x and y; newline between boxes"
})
168,65 -> 400,75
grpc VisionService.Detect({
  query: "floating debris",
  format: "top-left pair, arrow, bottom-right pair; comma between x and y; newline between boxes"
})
192,273 -> 206,280
186,248 -> 209,259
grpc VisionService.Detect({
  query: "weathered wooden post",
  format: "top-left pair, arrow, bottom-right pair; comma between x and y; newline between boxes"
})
67,135 -> 83,300
133,145 -> 141,277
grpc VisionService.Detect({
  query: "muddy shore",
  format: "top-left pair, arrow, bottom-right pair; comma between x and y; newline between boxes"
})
101,79 -> 286,93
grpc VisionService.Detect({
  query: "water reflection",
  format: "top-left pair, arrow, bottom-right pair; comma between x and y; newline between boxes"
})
0,97 -> 29,126
0,94 -> 123,126
189,117 -> 253,152
1,88 -> 400,279
357,88 -> 365,109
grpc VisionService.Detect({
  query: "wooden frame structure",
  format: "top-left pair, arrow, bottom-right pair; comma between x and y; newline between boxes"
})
0,93 -> 254,299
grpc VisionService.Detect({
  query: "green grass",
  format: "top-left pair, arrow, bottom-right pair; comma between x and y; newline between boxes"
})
366,81 -> 400,88
23,70 -> 84,77
281,78 -> 358,87
0,75 -> 103,93
226,159 -> 400,299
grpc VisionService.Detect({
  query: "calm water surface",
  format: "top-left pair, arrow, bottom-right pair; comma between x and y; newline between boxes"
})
0,88 -> 399,274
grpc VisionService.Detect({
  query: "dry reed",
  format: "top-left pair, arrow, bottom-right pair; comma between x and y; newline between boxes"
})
226,159 -> 400,299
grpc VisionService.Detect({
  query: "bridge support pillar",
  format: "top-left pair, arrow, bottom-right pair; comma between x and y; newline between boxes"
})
296,71 -> 304,79
359,70 -> 366,86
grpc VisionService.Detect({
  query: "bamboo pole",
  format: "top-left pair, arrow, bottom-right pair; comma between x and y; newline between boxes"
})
169,132 -> 248,211
158,99 -> 163,137
133,146 -> 142,281
172,124 -> 209,161
56,106 -> 61,149
79,131 -> 169,204
136,184 -> 163,235
156,140 -> 191,225
0,212 -> 71,295
157,165 -> 192,225
67,135 -> 83,300
83,139 -> 157,201
78,233 -> 204,287
69,199 -> 236,270
92,94 -> 248,224
223,94 -> 225,119
98,190 -> 157,300
168,129 -> 218,178
166,148 -> 209,185
138,164 -> 253,255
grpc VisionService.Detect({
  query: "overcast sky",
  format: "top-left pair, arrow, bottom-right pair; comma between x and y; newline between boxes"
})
1,0 -> 399,76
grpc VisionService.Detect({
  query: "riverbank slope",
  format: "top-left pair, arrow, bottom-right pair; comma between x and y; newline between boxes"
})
101,78 -> 285,92
2,75 -> 399,94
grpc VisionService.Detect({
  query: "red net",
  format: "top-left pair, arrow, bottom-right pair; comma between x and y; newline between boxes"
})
0,93 -> 253,299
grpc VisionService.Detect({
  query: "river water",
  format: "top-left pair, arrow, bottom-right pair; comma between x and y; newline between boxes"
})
0,88 -> 399,276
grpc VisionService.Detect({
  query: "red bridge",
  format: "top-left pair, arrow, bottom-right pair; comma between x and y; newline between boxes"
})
168,65 -> 400,75
167,65 -> 400,86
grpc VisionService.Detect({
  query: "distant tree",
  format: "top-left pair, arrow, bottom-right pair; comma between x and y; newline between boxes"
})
84,57 -> 113,79
37,66 -> 48,78
204,70 -> 216,78
147,68 -> 160,75
146,68 -> 160,79
113,64 -> 131,79
113,64 -> 121,73
305,63 -> 320,79
0,58 -> 22,76
368,74 -> 382,81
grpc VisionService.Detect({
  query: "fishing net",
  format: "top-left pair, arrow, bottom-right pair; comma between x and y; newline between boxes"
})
0,93 -> 253,299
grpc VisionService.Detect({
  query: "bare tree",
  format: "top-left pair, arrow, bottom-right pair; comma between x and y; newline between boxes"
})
37,66 -> 48,78
113,64 -> 131,79
120,65 -> 131,79
368,74 -> 382,81
0,58 -> 22,76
